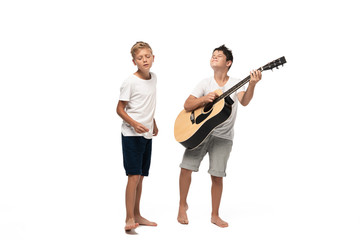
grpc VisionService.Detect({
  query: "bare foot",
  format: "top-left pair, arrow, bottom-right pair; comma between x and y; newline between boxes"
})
135,216 -> 157,227
125,218 -> 139,231
177,204 -> 189,224
211,216 -> 228,228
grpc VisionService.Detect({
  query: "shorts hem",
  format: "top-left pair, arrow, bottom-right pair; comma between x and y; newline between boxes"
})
208,170 -> 226,177
179,164 -> 199,172
126,171 -> 149,176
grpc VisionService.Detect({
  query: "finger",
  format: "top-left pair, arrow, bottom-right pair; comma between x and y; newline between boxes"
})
139,125 -> 149,132
137,128 -> 145,133
250,71 -> 254,79
257,71 -> 262,80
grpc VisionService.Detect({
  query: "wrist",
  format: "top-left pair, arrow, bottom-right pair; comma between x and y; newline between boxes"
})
129,120 -> 138,128
248,81 -> 256,87
200,96 -> 207,105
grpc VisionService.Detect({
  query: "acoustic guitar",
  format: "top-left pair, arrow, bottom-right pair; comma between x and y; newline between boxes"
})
174,56 -> 287,149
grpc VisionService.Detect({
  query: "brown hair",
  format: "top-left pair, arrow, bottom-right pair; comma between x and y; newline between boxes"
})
131,41 -> 153,58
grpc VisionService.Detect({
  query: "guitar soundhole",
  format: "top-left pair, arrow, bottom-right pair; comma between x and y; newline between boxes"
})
203,103 -> 213,112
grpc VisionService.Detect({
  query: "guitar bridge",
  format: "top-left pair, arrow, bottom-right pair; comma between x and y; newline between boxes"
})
190,111 -> 195,124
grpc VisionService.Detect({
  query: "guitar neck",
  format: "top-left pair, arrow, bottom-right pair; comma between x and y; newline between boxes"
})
214,67 -> 262,104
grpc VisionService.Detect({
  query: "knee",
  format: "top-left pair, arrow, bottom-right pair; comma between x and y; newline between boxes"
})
180,168 -> 192,177
211,176 -> 223,185
128,175 -> 141,184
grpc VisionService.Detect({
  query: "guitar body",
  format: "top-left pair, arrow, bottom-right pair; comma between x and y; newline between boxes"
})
174,89 -> 234,149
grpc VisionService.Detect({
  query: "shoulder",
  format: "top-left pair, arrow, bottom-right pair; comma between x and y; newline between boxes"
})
150,72 -> 157,83
150,72 -> 157,79
191,77 -> 212,97
120,75 -> 136,88
123,74 -> 136,83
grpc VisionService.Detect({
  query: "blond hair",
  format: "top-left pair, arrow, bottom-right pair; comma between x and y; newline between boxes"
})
131,41 -> 153,58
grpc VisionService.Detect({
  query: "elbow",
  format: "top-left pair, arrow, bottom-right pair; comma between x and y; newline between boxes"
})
184,103 -> 192,112
116,106 -> 123,117
183,96 -> 200,112
184,100 -> 196,112
240,96 -> 253,107
240,100 -> 249,107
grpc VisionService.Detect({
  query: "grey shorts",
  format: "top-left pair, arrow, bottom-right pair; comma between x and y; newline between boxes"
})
180,135 -> 233,177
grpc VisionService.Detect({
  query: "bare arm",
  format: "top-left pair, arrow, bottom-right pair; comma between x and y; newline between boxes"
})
153,118 -> 158,136
116,100 -> 149,133
238,70 -> 262,106
184,92 -> 219,112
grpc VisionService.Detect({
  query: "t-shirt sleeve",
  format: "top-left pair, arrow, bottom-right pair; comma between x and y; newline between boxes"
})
119,79 -> 131,101
190,79 -> 206,98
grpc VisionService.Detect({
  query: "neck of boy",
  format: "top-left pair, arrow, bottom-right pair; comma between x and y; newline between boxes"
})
214,70 -> 229,87
134,70 -> 151,80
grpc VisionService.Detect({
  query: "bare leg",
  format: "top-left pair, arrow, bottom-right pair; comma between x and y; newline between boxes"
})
177,168 -> 192,224
134,176 -> 157,226
210,175 -> 228,228
125,175 -> 140,230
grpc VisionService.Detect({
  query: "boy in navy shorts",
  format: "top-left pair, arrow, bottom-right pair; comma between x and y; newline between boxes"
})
116,41 -> 158,231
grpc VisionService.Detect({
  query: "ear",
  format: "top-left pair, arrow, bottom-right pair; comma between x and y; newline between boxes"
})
226,60 -> 232,68
152,55 -> 155,62
132,59 -> 137,66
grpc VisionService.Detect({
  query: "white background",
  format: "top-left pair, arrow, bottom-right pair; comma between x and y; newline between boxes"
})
1,0 -> 359,239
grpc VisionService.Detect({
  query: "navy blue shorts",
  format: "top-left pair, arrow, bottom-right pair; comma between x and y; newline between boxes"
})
121,134 -> 152,176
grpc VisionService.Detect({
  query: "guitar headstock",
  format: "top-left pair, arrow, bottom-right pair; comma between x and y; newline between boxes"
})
261,56 -> 286,71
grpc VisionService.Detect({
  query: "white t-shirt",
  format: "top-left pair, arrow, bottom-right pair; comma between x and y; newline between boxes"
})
190,76 -> 246,140
119,72 -> 157,139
